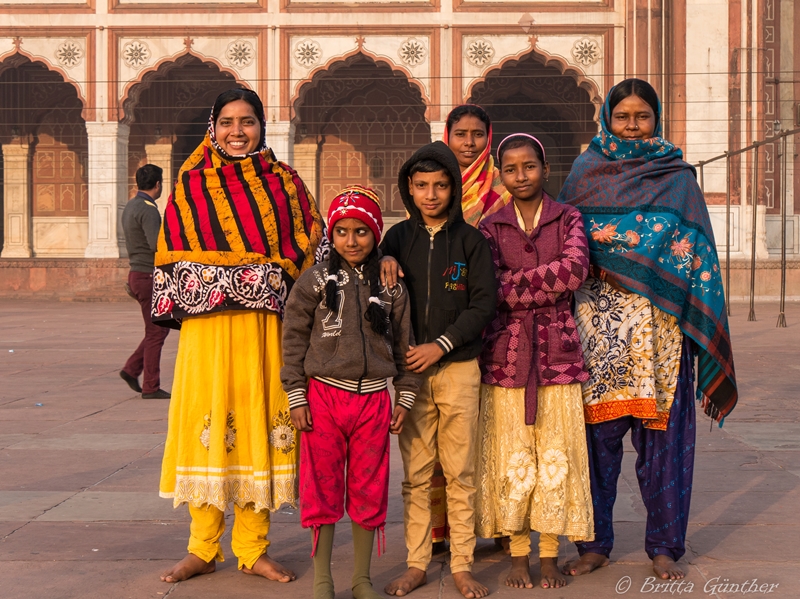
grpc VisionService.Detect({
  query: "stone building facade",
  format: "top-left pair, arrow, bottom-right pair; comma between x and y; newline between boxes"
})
0,0 -> 797,276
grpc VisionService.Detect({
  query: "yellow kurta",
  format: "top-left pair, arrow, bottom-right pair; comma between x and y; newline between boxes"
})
475,383 -> 594,542
160,310 -> 297,513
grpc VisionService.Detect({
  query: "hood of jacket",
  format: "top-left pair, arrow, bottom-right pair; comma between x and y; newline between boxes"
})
398,141 -> 464,226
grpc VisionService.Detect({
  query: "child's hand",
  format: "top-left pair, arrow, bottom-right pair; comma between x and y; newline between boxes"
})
290,406 -> 313,432
390,404 -> 409,435
379,256 -> 404,289
406,343 -> 445,373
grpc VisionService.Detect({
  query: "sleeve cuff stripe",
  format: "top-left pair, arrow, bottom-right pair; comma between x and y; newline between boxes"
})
397,391 -> 415,410
435,335 -> 454,353
287,389 -> 307,409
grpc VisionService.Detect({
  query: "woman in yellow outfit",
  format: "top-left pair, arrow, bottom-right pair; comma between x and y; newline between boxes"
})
152,88 -> 326,583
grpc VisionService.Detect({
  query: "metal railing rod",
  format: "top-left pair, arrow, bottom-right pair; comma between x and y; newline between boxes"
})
777,135 -> 788,328
748,145 -> 758,321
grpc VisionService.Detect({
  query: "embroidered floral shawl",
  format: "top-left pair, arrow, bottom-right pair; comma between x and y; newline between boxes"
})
152,109 -> 326,325
443,110 -> 511,227
557,86 -> 737,425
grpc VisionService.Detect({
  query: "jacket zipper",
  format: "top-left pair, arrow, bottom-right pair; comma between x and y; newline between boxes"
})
354,270 -> 368,393
424,232 -> 434,343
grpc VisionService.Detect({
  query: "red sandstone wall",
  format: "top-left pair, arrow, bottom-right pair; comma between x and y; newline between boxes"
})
0,259 -> 131,301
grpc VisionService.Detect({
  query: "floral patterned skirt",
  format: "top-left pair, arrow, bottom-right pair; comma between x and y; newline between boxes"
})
474,384 -> 594,542
159,310 -> 298,513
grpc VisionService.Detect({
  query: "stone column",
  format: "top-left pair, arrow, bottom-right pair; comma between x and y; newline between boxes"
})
430,121 -> 447,143
1,139 -> 33,258
84,122 -> 130,258
266,121 -> 295,163
144,142 -> 173,214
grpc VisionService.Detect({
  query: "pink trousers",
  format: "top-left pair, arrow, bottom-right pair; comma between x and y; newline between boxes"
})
300,378 -> 391,537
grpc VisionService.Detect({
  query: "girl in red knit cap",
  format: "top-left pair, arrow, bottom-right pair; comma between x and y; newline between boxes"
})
281,186 -> 421,599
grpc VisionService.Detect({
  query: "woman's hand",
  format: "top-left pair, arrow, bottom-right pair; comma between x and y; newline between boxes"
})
290,406 -> 313,432
379,256 -> 404,289
390,405 -> 409,435
406,343 -> 445,373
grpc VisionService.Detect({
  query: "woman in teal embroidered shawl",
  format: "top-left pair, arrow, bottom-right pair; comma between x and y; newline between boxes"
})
557,78 -> 736,581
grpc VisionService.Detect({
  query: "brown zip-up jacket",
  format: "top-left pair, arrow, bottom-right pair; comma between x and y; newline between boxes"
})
281,259 -> 420,410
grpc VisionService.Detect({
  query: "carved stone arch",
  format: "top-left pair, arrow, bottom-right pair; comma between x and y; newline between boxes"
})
291,52 -> 430,219
119,51 -> 251,125
292,50 -> 431,124
465,45 -> 603,122
468,49 -> 600,195
122,54 -> 245,200
0,52 -> 89,123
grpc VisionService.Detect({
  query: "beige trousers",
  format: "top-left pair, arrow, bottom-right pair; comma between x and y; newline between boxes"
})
399,358 -> 481,574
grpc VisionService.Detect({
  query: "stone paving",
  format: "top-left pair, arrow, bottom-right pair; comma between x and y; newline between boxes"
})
0,299 -> 798,599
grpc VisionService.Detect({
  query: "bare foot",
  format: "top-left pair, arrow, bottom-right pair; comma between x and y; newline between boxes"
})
242,554 -> 296,582
653,555 -> 684,580
504,555 -> 532,589
561,552 -> 609,576
539,557 -> 566,589
385,567 -> 427,596
452,571 -> 489,598
160,553 -> 215,583
493,537 -> 511,555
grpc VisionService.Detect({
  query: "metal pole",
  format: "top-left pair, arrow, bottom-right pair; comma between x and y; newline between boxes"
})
748,145 -> 758,321
725,153 -> 731,316
777,133 -> 788,327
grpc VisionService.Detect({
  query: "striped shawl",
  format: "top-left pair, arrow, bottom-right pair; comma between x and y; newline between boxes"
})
152,134 -> 326,324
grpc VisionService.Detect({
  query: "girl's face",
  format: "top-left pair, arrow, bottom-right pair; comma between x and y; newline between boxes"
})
448,114 -> 489,171
499,145 -> 549,203
214,99 -> 262,155
332,218 -> 375,268
609,94 -> 656,140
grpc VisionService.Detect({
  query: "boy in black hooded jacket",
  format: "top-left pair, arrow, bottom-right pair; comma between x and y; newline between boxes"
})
381,141 -> 496,598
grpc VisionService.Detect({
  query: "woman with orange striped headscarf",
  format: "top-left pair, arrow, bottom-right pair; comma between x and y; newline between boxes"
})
154,89 -> 326,585
444,104 -> 511,227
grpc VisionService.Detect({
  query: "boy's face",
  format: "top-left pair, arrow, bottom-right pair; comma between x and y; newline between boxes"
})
408,170 -> 452,226
332,218 -> 375,268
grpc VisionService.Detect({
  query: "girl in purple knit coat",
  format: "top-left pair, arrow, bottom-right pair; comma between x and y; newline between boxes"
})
475,134 -> 594,590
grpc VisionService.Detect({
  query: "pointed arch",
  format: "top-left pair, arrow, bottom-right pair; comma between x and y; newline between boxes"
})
119,51 -> 251,124
465,45 -> 603,122
0,51 -> 89,120
291,50 -> 431,123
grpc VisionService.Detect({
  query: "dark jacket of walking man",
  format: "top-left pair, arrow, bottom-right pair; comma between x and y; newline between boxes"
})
120,164 -> 171,399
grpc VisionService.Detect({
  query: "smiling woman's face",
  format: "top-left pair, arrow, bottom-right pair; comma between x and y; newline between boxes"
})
214,99 -> 261,155
448,114 -> 489,171
609,94 -> 656,140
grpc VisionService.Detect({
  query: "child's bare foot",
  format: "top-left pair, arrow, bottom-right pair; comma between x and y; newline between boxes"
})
561,552 -> 608,576
504,555 -> 532,588
242,554 -> 296,582
539,557 -> 566,589
385,567 -> 427,596
653,555 -> 684,580
452,571 -> 489,598
493,537 -> 510,555
160,553 -> 215,582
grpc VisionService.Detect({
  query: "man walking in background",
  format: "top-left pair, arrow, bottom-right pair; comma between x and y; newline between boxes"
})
119,164 -> 171,399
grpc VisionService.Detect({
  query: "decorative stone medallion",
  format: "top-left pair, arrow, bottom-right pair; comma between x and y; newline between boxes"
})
571,38 -> 601,67
466,39 -> 495,67
122,40 -> 151,69
226,39 -> 254,68
55,41 -> 83,68
399,38 -> 427,67
294,39 -> 322,68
